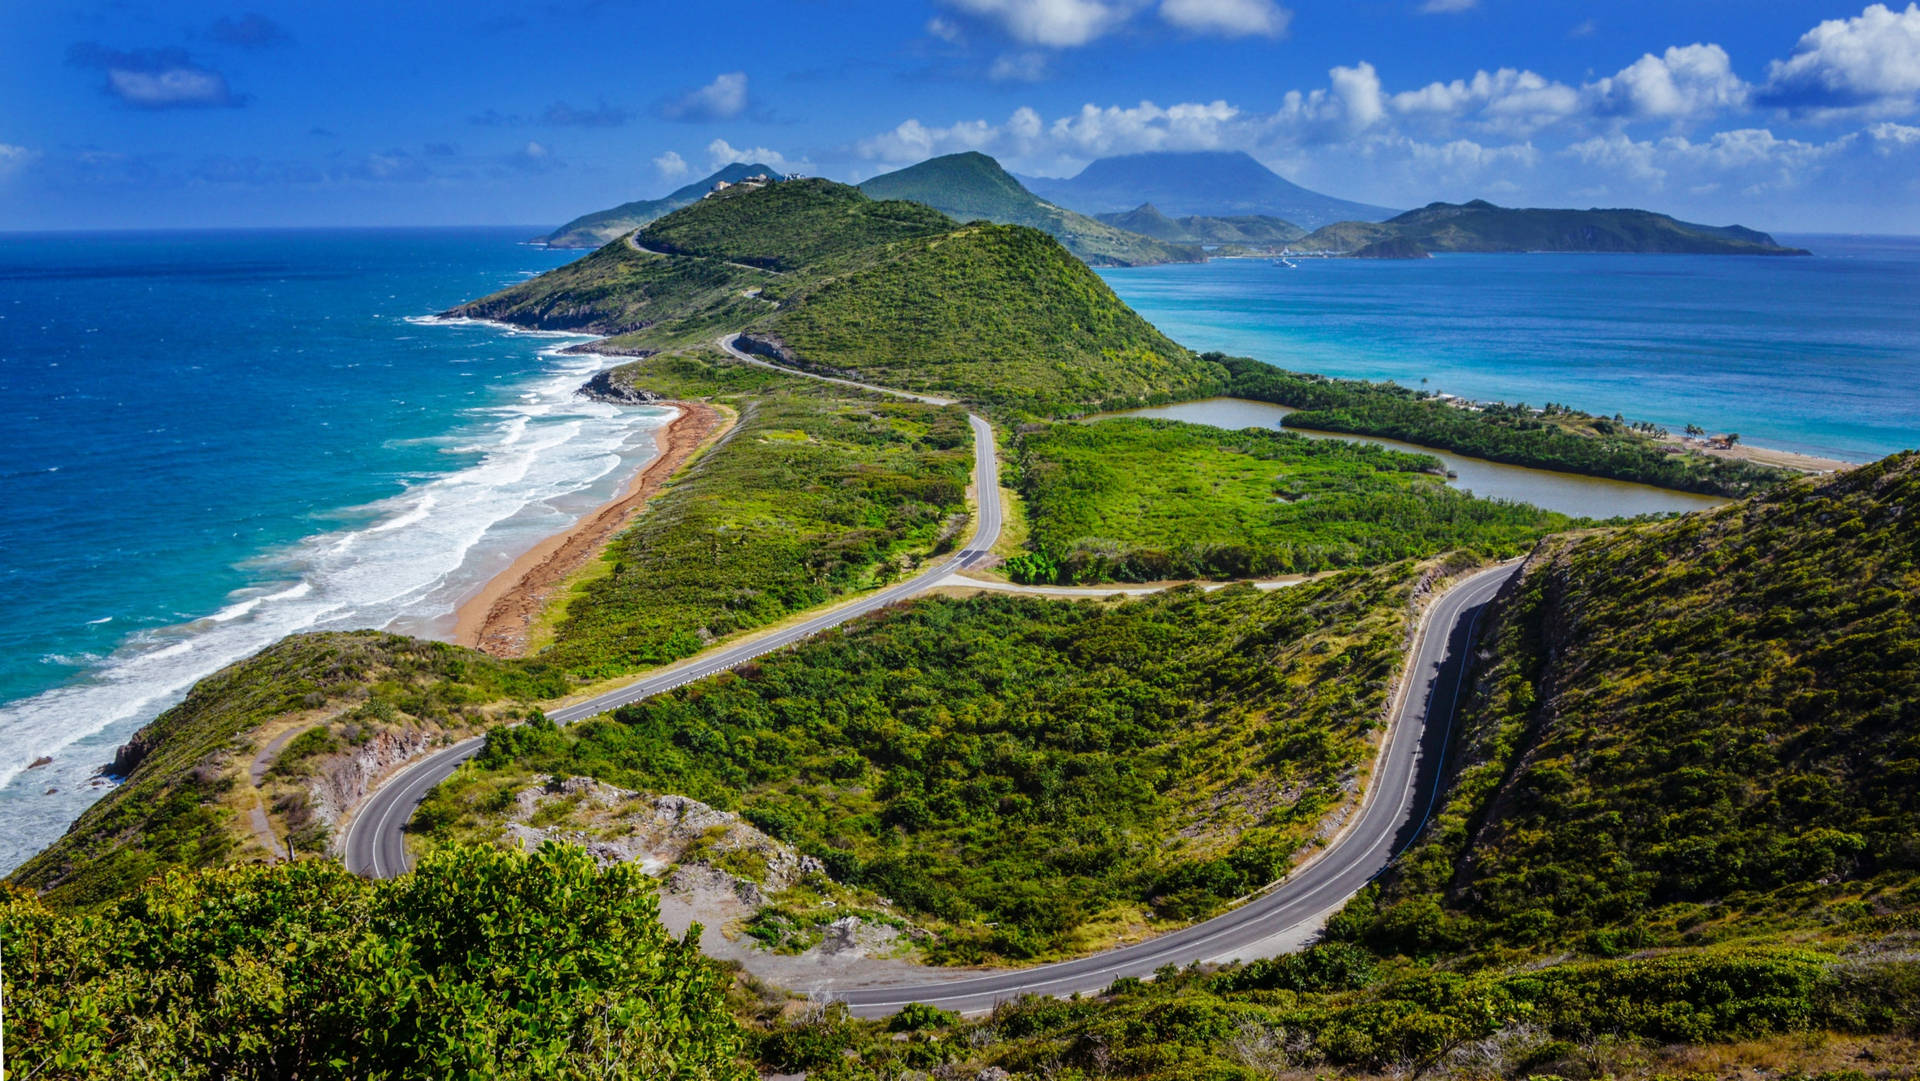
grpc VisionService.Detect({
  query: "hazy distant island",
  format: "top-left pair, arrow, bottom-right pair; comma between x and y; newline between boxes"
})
1289,198 -> 1810,257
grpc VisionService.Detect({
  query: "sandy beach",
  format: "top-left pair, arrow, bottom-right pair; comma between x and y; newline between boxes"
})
453,400 -> 729,657
1660,436 -> 1856,474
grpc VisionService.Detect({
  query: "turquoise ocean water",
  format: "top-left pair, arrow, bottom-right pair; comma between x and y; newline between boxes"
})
1098,236 -> 1920,464
0,229 -> 671,873
2,229 -> 1917,875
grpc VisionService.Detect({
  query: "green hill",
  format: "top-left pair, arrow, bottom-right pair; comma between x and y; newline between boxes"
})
1295,199 -> 1810,255
1095,202 -> 1305,246
756,221 -> 1224,415
541,161 -> 783,249
457,178 -> 1224,416
857,152 -> 1202,267
1366,451 -> 1919,960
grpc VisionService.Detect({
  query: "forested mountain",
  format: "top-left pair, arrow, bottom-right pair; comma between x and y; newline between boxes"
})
1294,199 -> 1810,255
1022,149 -> 1397,228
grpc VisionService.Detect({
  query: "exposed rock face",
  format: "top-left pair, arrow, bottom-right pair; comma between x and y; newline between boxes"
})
504,776 -> 825,891
579,368 -> 663,405
309,726 -> 450,851
107,731 -> 158,778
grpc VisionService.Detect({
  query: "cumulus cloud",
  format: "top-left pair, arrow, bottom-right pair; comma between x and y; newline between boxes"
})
654,150 -> 689,179
940,0 -> 1138,47
1760,3 -> 1920,115
1588,44 -> 1749,121
706,138 -> 808,174
660,72 -> 750,122
1159,0 -> 1291,37
208,13 -> 290,48
67,43 -> 246,109
1391,68 -> 1582,135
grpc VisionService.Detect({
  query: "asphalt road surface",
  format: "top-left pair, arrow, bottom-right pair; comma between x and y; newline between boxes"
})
343,350 -> 1000,879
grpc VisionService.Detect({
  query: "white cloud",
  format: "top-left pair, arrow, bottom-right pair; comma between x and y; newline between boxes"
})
989,51 -> 1051,81
1762,3 -> 1920,115
1159,0 -> 1291,37
653,150 -> 688,179
1871,120 -> 1920,151
0,143 -> 36,178
706,138 -> 808,174
660,72 -> 750,122
927,15 -> 965,43
107,67 -> 236,109
940,0 -> 1138,47
1391,68 -> 1582,135
1589,44 -> 1749,121
1419,0 -> 1477,12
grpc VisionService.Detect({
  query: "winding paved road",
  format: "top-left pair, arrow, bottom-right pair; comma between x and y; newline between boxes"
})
343,337 -> 1517,1016
344,344 -> 999,879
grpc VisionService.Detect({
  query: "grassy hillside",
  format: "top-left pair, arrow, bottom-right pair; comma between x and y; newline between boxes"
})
8,632 -> 562,907
858,152 -> 1201,267
1018,418 -> 1571,582
543,161 -> 783,248
536,350 -> 973,680
1220,352 -> 1796,496
765,223 -> 1225,416
1362,452 -> 1920,961
1295,199 -> 1809,255
639,178 -> 953,272
447,238 -> 775,338
424,563 -> 1441,963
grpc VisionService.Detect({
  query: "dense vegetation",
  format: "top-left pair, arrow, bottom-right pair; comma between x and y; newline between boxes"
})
543,161 -> 784,249
537,350 -> 972,679
448,238 -> 775,340
767,224 -> 1225,417
1219,352 -> 1794,496
1294,198 -> 1809,255
1358,451 -> 1920,962
2,843 -> 746,1080
857,152 -> 1201,267
439,567 -> 1431,962
8,632 -> 562,907
639,178 -> 953,273
1017,418 -> 1571,581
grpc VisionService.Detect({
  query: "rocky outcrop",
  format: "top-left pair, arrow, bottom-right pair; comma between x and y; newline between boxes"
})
578,368 -> 663,405
309,725 -> 452,851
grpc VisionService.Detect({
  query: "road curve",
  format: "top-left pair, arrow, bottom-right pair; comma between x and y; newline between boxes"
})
832,560 -> 1518,1016
342,335 -> 1517,1017
343,347 -> 1001,878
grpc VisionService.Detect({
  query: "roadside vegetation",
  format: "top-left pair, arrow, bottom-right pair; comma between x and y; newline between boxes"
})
7,631 -> 562,907
536,349 -> 973,680
1359,450 -> 1920,962
1219,353 -> 1794,497
1,843 -> 746,1080
432,563 -> 1441,963
1015,417 -> 1572,582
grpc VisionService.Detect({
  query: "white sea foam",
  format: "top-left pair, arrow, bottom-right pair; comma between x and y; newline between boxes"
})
0,329 -> 672,874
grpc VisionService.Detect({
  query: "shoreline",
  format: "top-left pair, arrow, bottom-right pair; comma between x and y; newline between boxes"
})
452,399 -> 729,657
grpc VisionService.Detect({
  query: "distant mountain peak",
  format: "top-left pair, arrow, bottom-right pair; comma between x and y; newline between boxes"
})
1019,150 -> 1397,230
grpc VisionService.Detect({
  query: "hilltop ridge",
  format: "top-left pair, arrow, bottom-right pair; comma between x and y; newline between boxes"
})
541,161 -> 787,249
857,151 -> 1201,266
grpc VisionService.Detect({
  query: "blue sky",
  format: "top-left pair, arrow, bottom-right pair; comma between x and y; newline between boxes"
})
3,1 -> 1919,232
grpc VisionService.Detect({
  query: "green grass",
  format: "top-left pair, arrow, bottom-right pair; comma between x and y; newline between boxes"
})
768,224 -> 1226,418
639,178 -> 953,272
451,565 -> 1433,963
535,350 -> 974,680
447,238 -> 775,338
1017,417 -> 1573,582
1219,352 -> 1795,496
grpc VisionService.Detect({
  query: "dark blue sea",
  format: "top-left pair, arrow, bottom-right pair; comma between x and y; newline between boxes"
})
2,228 -> 1918,874
1099,235 -> 1920,464
0,229 -> 671,872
